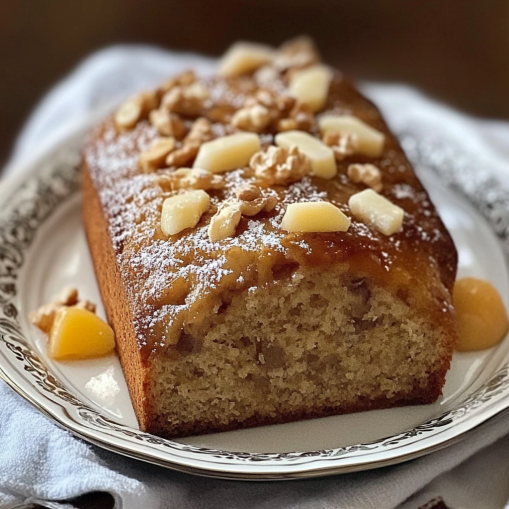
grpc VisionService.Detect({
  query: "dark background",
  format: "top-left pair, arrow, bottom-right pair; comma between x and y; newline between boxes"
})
1,0 -> 508,168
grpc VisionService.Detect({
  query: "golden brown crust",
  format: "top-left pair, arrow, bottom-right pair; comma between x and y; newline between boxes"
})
82,164 -> 152,428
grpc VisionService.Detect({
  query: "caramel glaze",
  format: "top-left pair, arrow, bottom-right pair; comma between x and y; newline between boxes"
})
83,70 -> 458,362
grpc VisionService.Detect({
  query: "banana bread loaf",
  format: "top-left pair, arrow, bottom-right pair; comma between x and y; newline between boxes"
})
82,38 -> 458,438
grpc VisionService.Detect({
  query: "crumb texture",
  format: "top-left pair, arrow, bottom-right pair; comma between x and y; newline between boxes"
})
147,268 -> 452,437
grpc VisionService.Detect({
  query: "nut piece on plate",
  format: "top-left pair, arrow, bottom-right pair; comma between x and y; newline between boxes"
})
48,307 -> 115,361
453,277 -> 509,352
160,190 -> 210,236
319,115 -> 385,157
193,133 -> 261,174
275,130 -> 336,179
138,137 -> 176,173
347,163 -> 383,192
348,189 -> 404,236
29,287 -> 95,334
281,202 -> 351,232
158,168 -> 225,191
218,42 -> 275,77
288,64 -> 332,112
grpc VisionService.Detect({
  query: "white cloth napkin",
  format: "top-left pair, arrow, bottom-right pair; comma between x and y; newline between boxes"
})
2,45 -> 509,509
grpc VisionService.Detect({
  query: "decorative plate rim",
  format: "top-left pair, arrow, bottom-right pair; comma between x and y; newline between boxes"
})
1,126 -> 509,479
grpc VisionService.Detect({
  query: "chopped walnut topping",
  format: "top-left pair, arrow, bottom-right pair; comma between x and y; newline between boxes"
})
234,183 -> 262,201
157,168 -> 225,191
165,143 -> 199,168
238,194 -> 277,216
347,163 -> 383,192
164,144 -> 197,168
208,202 -> 242,242
235,183 -> 276,215
322,131 -> 357,161
165,118 -> 213,167
208,186 -> 276,241
114,90 -> 158,131
29,287 -> 96,334
149,109 -> 186,139
161,82 -> 209,117
186,117 -> 214,144
231,90 -> 298,133
231,103 -> 271,132
139,137 -> 176,173
250,145 -> 312,185
274,36 -> 320,71
276,101 -> 314,132
158,70 -> 196,94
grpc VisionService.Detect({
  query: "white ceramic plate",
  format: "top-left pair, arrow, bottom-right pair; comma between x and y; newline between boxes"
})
1,126 -> 509,480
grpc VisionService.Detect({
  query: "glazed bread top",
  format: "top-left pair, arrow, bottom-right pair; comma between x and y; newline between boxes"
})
83,39 -> 457,360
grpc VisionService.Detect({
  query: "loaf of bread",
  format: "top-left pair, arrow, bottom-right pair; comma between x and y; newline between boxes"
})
82,38 -> 458,438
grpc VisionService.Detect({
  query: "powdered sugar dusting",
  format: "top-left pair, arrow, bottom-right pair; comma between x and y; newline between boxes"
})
83,71 -> 454,356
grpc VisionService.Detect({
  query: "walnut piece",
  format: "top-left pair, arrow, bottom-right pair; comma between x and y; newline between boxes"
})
165,118 -> 213,167
276,101 -> 314,132
139,137 -> 176,173
157,168 -> 225,191
186,117 -> 214,144
29,287 -> 96,334
161,82 -> 209,117
208,202 -> 242,242
323,131 -> 357,161
165,143 -> 199,168
239,195 -> 277,216
234,183 -> 262,201
149,109 -> 186,139
114,90 -> 158,131
208,186 -> 276,241
347,163 -> 383,192
58,287 -> 79,306
250,145 -> 311,185
234,183 -> 277,215
232,90 -> 297,133
231,103 -> 271,133
158,70 -> 196,94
